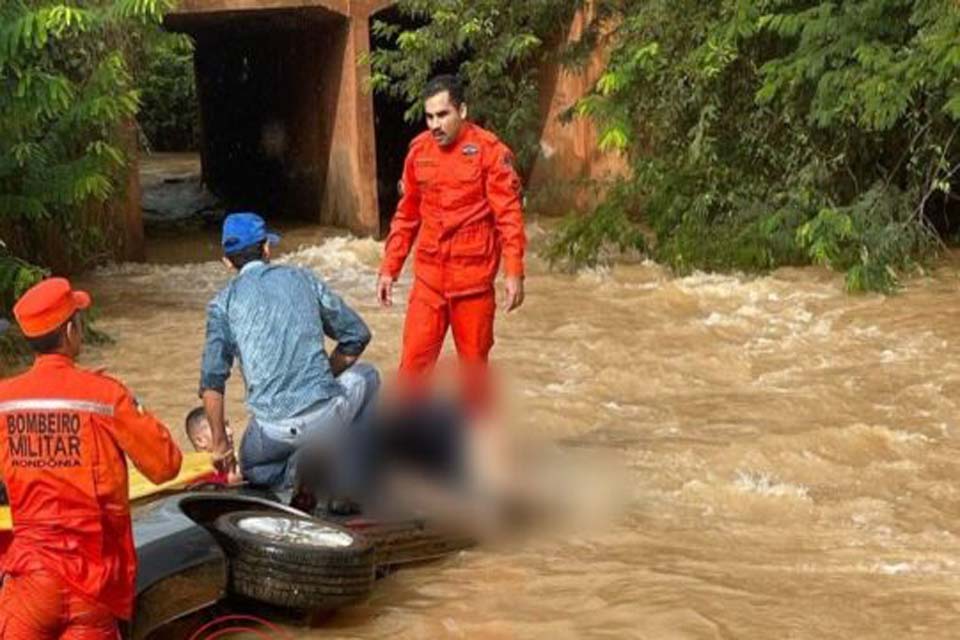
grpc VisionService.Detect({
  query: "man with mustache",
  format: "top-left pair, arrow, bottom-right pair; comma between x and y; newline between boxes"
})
377,74 -> 527,413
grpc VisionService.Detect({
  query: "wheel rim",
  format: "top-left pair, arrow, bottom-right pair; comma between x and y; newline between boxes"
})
237,515 -> 355,548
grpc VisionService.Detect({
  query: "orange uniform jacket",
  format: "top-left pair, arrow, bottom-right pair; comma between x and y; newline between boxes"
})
381,122 -> 526,296
0,354 -> 182,620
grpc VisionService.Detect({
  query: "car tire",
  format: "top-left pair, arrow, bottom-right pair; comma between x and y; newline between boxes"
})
212,510 -> 375,611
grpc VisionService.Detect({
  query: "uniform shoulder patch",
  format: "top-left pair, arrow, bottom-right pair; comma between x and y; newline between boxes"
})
462,143 -> 479,156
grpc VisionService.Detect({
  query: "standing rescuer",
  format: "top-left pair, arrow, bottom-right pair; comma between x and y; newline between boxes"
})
377,74 -> 527,408
0,278 -> 183,639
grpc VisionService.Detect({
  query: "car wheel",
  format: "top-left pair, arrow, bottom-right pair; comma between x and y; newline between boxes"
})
212,510 -> 374,611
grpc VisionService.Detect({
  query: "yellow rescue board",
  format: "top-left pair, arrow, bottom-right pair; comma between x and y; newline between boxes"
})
128,452 -> 215,501
0,452 -> 215,532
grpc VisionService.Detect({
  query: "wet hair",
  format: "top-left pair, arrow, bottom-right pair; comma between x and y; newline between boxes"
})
225,242 -> 265,270
423,74 -> 465,107
185,406 -> 208,443
25,313 -> 76,354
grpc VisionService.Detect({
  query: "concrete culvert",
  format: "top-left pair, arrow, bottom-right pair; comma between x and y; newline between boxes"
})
165,1 -> 391,236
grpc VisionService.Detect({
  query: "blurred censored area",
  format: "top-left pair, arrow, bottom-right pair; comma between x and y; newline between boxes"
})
308,385 -> 632,543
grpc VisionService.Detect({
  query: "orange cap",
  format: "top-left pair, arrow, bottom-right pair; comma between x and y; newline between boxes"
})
13,278 -> 91,338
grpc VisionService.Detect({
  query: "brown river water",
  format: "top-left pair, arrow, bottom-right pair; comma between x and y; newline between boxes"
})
62,221 -> 960,638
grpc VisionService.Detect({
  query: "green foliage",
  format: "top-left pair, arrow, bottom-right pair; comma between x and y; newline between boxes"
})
567,0 -> 960,291
0,242 -> 44,366
0,243 -> 45,314
796,183 -> 932,292
0,0 -> 173,315
368,0 -> 583,176
544,181 -> 646,269
136,31 -> 198,151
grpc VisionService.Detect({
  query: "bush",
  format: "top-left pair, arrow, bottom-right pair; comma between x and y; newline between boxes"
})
543,179 -> 646,269
567,0 -> 959,291
136,32 -> 198,151
0,0 -> 174,356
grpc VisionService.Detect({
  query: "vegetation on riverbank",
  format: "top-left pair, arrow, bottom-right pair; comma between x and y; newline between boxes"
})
372,0 -> 960,292
0,1 -> 176,361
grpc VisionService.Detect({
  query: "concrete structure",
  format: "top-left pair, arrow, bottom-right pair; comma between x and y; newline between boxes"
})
160,1 -> 617,240
166,0 -> 392,237
528,7 -> 627,215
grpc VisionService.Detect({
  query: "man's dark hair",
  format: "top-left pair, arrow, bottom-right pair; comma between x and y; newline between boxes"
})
225,242 -> 266,270
185,406 -> 207,440
423,74 -> 465,107
25,313 -> 76,354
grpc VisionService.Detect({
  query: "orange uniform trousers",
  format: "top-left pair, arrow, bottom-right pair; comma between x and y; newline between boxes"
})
399,282 -> 495,411
0,570 -> 117,639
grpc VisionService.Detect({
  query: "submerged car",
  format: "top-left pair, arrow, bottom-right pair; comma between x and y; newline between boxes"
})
0,453 -> 473,639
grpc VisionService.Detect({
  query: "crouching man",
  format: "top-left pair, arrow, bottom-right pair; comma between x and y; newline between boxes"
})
200,213 -> 380,505
0,278 -> 182,638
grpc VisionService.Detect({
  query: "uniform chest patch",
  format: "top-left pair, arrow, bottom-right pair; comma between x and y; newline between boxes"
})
462,144 -> 479,156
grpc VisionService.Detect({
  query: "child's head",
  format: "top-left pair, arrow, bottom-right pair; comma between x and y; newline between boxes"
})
185,407 -> 233,452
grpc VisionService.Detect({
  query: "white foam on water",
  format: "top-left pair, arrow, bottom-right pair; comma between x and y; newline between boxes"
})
889,430 -> 931,445
278,236 -> 381,292
625,281 -> 663,291
792,558 -> 959,577
874,561 -> 919,576
703,312 -> 743,328
733,304 -> 765,320
574,265 -> 613,283
90,235 -> 391,311
545,380 -> 577,395
90,259 -> 229,301
733,470 -> 810,500
852,325 -> 882,338
675,271 -> 747,295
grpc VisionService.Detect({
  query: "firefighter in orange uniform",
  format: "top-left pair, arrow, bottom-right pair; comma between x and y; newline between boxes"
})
0,278 -> 182,639
377,74 -> 526,408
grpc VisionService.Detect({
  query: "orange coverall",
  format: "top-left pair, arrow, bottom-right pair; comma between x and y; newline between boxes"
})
0,354 -> 182,638
380,122 -> 526,404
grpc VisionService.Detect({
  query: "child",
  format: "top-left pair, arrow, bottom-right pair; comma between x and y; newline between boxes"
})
185,407 -> 241,483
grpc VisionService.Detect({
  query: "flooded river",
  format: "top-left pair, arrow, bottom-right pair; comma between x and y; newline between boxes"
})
66,222 -> 960,638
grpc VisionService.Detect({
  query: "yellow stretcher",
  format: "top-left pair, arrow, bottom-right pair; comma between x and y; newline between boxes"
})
0,452 -> 215,531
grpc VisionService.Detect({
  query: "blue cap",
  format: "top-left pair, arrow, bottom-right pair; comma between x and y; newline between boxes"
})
221,212 -> 281,254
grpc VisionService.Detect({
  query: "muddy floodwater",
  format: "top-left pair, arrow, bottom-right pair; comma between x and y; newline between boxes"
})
63,222 -> 960,639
